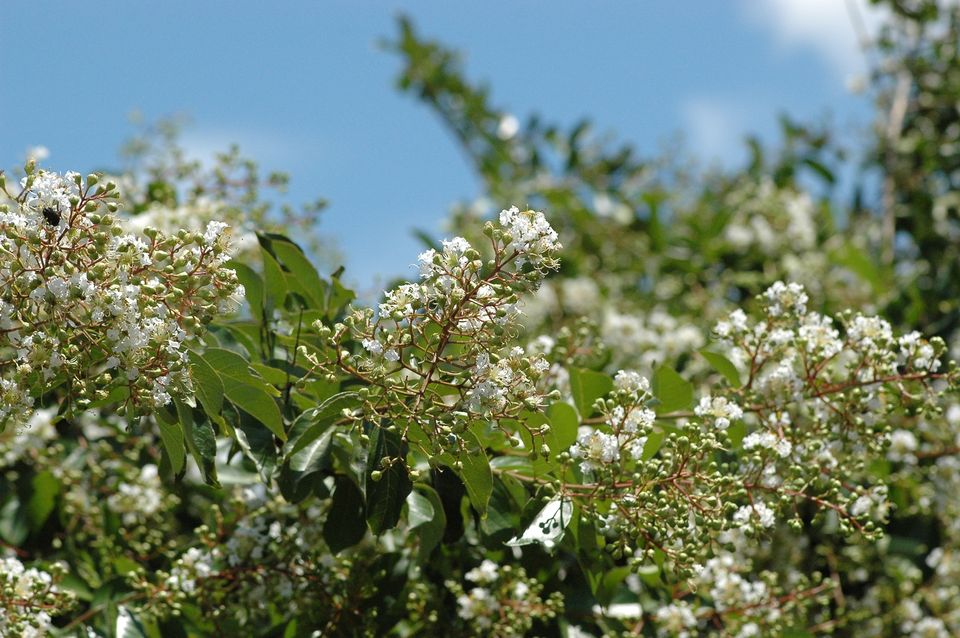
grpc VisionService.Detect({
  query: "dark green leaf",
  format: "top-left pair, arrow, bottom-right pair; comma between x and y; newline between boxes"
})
365,426 -> 412,534
324,476 -> 366,553
411,485 -> 445,561
222,378 -> 285,441
177,398 -> 219,487
284,392 -> 359,458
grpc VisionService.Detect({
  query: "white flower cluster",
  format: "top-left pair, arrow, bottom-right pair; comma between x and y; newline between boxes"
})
732,501 -> 777,530
0,167 -> 243,423
121,198 -> 258,258
887,428 -> 919,463
154,497 -> 330,623
467,347 -> 550,415
449,560 -> 561,636
498,206 -> 560,266
694,395 -> 744,430
899,330 -> 941,371
722,178 -> 817,256
653,600 -> 698,637
570,369 -> 655,473
763,281 -> 809,317
0,407 -> 57,467
602,307 -> 704,371
698,554 -> 771,613
742,428 -> 792,458
106,463 -> 166,526
0,556 -> 73,638
323,207 -> 561,457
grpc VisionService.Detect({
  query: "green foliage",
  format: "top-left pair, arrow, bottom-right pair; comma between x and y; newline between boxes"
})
5,6 -> 960,637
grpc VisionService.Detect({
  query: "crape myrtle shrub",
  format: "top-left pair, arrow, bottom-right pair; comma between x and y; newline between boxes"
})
3,3 -> 960,637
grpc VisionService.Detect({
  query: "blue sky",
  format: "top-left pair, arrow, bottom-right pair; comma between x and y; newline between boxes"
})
1,1 -> 881,288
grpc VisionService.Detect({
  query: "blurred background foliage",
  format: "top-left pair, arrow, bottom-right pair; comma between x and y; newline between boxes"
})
5,1 -> 960,635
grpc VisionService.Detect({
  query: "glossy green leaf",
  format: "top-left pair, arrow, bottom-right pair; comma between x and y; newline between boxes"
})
284,392 -> 359,458
699,349 -> 742,388
569,368 -> 613,417
455,430 -> 492,517
189,350 -> 224,416
365,426 -> 412,534
406,489 -> 434,529
177,398 -> 219,487
651,365 -> 693,413
157,419 -> 186,475
226,260 -> 264,317
506,497 -> 573,550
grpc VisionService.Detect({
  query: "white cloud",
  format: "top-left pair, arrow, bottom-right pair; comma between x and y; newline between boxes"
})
681,98 -> 748,163
179,127 -> 293,166
739,0 -> 885,79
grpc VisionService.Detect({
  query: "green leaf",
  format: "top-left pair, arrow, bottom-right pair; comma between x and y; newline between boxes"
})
324,476 -> 366,553
198,349 -> 285,439
454,430 -> 492,517
277,414 -> 335,501
26,470 -> 59,531
156,419 -> 186,475
365,426 -> 412,534
547,402 -> 579,451
641,430 -> 667,461
260,249 -> 288,311
569,368 -> 613,417
200,349 -> 277,394
324,273 -> 356,320
651,365 -> 693,413
506,497 -> 573,550
189,351 -> 224,416
225,380 -> 285,440
595,566 -> 632,606
482,475 -> 525,536
263,233 -> 326,309
801,157 -> 835,184
226,260 -> 264,317
727,420 -> 747,449
699,350 -> 742,388
84,384 -> 131,411
116,606 -> 149,638
250,363 -> 289,387
176,398 -> 219,487
288,429 -> 334,475
406,490 -> 434,529
284,392 -> 359,458
411,485 -> 446,561
0,497 -> 27,545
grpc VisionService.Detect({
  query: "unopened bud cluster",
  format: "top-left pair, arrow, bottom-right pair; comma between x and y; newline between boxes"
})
0,165 -> 243,425
313,207 -> 560,459
0,556 -> 75,637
